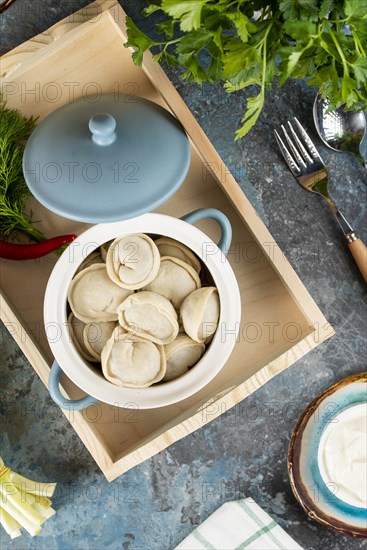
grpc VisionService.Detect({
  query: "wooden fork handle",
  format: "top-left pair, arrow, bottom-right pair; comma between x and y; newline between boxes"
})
347,233 -> 367,282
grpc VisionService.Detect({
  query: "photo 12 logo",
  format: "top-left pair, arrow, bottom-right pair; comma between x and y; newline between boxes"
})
2,80 -> 140,105
23,160 -> 139,186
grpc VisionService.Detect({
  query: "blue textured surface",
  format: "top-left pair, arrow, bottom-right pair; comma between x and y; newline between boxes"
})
1,1 -> 367,549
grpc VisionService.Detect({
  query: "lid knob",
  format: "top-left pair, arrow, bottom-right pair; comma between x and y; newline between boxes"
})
89,113 -> 117,146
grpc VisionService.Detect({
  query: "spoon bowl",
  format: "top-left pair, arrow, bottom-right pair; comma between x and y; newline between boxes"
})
313,94 -> 366,166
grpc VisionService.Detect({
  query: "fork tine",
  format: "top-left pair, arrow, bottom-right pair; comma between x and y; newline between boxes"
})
294,117 -> 323,161
282,123 -> 308,168
274,129 -> 300,176
287,121 -> 313,164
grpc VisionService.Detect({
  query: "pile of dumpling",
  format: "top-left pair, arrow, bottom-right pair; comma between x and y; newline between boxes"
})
67,234 -> 220,388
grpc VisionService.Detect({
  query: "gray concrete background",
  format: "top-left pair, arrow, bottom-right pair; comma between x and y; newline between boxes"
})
1,1 -> 366,549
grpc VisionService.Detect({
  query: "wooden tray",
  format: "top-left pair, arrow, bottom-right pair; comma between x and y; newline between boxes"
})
0,0 -> 334,481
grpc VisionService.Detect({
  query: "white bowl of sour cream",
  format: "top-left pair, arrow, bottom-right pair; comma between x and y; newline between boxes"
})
318,402 -> 367,509
288,372 -> 367,537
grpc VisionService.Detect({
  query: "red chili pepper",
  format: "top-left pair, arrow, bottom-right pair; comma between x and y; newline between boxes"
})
0,234 -> 77,260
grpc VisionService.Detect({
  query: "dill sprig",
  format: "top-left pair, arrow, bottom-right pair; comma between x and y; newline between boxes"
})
0,94 -> 45,242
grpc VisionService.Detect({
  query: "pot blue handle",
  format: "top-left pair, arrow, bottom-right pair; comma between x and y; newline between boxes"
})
181,208 -> 232,255
48,361 -> 98,410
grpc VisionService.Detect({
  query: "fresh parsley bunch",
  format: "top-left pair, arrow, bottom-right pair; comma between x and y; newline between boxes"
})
125,0 -> 367,138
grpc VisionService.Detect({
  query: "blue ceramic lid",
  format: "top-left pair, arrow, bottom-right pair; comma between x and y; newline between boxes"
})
23,94 -> 190,223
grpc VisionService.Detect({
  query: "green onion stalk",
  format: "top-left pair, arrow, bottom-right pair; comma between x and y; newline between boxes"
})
0,455 -> 57,539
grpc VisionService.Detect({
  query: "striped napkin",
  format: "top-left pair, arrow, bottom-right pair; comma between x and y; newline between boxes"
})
175,498 -> 303,550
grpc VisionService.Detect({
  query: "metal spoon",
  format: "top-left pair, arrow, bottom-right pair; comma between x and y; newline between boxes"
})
313,94 -> 366,167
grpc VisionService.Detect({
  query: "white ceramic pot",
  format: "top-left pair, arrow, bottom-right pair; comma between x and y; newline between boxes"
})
46,208 -> 241,410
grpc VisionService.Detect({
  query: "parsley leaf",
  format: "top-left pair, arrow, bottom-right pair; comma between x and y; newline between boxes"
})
161,0 -> 208,31
319,0 -> 335,18
353,57 -> 367,86
344,0 -> 367,17
175,29 -> 213,55
156,19 -> 176,39
125,0 -> 367,138
279,0 -> 319,20
235,89 -> 265,139
125,18 -> 157,65
222,40 -> 259,79
226,11 -> 257,42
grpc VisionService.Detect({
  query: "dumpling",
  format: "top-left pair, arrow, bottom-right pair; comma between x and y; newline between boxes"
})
180,287 -> 220,343
101,327 -> 166,388
100,239 -> 113,261
144,256 -> 201,310
155,237 -> 201,274
75,249 -> 104,275
68,264 -> 132,323
163,335 -> 205,381
117,291 -> 179,345
83,320 -> 117,361
67,313 -> 99,363
106,234 -> 160,290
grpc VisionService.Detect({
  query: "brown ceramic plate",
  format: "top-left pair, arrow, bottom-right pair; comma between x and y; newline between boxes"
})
288,372 -> 367,537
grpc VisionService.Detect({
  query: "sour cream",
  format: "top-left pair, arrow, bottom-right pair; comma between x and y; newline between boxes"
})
318,402 -> 367,508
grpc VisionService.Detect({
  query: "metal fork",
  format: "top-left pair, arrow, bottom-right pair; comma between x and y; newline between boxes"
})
274,118 -> 367,282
